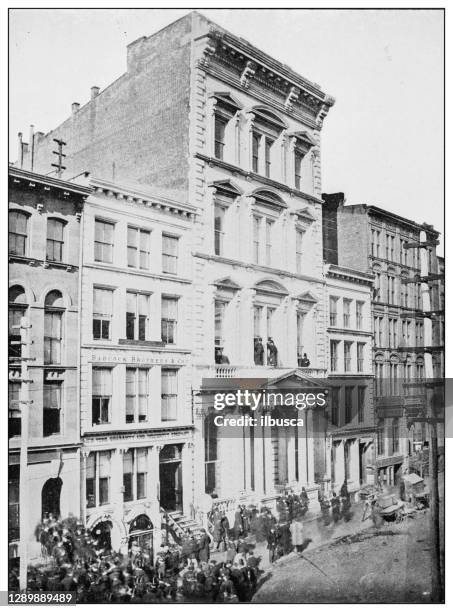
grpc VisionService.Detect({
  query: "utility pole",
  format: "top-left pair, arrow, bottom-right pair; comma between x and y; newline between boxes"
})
11,317 -> 33,591
402,230 -> 443,601
51,138 -> 67,178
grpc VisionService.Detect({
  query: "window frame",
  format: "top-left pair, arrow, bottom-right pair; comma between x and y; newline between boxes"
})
94,219 -> 115,264
162,234 -> 179,275
9,209 -> 29,257
46,218 -> 65,263
127,226 -> 151,270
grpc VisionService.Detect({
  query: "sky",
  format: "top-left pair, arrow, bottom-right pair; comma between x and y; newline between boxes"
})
9,8 -> 444,244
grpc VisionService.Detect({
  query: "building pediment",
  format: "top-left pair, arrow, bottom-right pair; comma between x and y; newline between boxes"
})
265,369 -> 325,388
208,91 -> 243,112
213,277 -> 241,290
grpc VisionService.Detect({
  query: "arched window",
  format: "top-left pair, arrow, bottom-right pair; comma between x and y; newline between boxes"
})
210,93 -> 242,162
250,107 -> 286,179
9,210 -> 29,256
416,356 -> 425,379
46,218 -> 65,262
9,286 -> 28,359
44,291 -> 64,364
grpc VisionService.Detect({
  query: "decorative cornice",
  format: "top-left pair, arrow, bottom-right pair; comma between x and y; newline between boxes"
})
206,28 -> 334,105
90,178 -> 199,219
9,165 -> 91,205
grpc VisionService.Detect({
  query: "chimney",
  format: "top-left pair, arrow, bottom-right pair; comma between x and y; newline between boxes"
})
29,125 -> 35,171
91,86 -> 100,99
72,102 -> 80,114
17,132 -> 23,168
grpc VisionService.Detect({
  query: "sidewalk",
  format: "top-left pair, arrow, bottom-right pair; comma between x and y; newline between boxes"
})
211,500 -> 373,570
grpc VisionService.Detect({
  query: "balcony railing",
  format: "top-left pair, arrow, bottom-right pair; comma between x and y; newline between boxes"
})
203,364 -> 327,379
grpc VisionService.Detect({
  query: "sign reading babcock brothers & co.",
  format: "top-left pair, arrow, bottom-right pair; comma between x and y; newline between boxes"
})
89,350 -> 187,366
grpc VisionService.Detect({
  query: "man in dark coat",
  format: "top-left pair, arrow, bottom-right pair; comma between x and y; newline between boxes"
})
254,337 -> 264,365
267,337 -> 278,366
198,529 -> 211,563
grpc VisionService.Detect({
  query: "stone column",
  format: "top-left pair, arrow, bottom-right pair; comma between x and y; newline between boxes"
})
148,445 -> 163,558
241,288 -> 256,366
80,449 -> 89,525
206,97 -> 216,158
111,448 -> 126,552
244,112 -> 255,173
287,430 -> 296,484
334,440 -> 345,490
298,421 -> 308,486
263,426 -> 275,496
206,185 -> 217,255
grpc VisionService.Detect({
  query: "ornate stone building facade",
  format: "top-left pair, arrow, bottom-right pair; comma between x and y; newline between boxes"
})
322,192 -> 443,486
79,179 -> 196,555
18,12 -> 337,542
8,166 -> 91,567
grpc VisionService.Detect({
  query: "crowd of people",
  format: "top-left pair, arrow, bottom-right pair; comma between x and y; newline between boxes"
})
9,514 -> 263,602
318,480 -> 353,526
10,484 -> 355,601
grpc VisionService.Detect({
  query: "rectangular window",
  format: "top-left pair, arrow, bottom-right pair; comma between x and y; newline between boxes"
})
86,454 -> 96,508
344,342 -> 352,372
8,466 -> 20,541
371,229 -> 381,258
9,306 -> 25,359
345,386 -> 353,424
377,421 -> 385,455
43,380 -> 61,437
162,235 -> 178,274
252,132 -> 260,173
253,216 -> 260,264
44,310 -> 62,365
93,288 -> 113,340
253,305 -> 262,338
214,204 -> 225,256
264,137 -> 273,178
294,151 -> 303,190
123,450 -> 134,502
357,343 -> 365,373
265,219 -> 273,266
9,210 -> 28,256
296,229 -> 304,274
92,368 -> 112,425
99,451 -> 111,505
387,276 -> 395,304
126,368 -> 149,423
8,381 -> 21,438
127,227 -> 150,270
416,321 -> 423,347
46,219 -> 64,262
215,300 -> 226,347
214,115 -> 227,160
94,220 -> 114,263
356,301 -> 364,329
126,292 -> 149,341
329,297 -> 338,327
161,297 -> 178,344
137,449 -> 147,499
331,387 -> 340,426
392,418 -> 400,453
358,387 -> 365,423
330,340 -> 339,372
343,299 -> 351,328
161,369 -> 177,421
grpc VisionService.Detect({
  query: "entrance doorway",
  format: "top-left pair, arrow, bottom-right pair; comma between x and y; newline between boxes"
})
92,520 -> 112,552
129,514 -> 153,561
159,445 -> 183,512
41,477 -> 62,519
